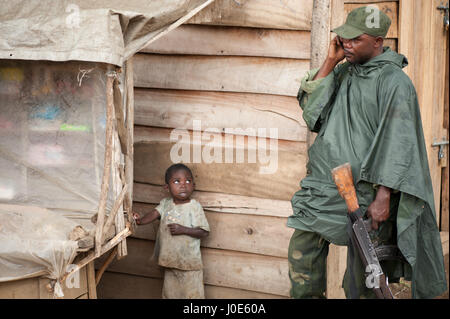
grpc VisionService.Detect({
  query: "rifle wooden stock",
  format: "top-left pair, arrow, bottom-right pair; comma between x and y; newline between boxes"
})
331,163 -> 394,299
331,163 -> 360,213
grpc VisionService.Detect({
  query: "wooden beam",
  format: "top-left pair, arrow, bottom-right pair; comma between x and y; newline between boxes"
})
86,261 -> 97,299
142,25 -> 311,59
134,88 -> 307,143
133,53 -> 309,97
188,0 -> 314,30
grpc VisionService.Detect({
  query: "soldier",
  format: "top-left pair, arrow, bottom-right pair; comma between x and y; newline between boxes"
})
287,6 -> 447,299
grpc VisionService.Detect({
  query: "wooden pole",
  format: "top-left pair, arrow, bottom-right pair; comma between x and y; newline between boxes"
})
110,72 -> 128,259
61,224 -> 131,283
95,69 -> 115,257
95,247 -> 118,285
86,261 -> 97,299
101,183 -> 129,243
309,0 -> 348,299
124,58 -> 135,225
308,0 -> 331,148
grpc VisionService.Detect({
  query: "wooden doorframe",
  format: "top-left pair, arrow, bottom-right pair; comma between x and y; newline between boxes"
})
441,34 -> 449,232
398,0 -> 449,229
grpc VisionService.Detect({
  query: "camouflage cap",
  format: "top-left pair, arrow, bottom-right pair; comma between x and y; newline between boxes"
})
332,6 -> 391,39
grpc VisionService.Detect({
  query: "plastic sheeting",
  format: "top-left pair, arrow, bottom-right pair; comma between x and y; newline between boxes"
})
0,59 -> 111,217
0,0 -> 214,66
0,60 -> 112,289
0,204 -> 83,291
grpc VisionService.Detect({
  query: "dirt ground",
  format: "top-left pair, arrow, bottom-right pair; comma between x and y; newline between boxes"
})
390,253 -> 449,299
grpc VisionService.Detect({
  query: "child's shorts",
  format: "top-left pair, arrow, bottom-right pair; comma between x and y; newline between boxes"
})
162,268 -> 205,299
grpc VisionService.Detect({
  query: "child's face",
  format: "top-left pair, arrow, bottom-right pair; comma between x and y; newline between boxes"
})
165,169 -> 195,204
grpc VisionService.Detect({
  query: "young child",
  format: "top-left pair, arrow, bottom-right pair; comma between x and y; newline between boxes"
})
133,163 -> 210,299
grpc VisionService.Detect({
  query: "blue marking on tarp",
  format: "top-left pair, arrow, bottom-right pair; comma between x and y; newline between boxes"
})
30,105 -> 61,120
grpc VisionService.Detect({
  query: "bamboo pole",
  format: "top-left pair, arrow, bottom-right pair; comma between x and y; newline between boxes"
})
95,70 -> 115,257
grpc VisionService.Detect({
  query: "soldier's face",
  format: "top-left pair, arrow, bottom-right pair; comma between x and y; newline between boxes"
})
339,34 -> 382,65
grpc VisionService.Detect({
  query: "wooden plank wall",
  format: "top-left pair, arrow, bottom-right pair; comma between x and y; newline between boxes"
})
96,0 -> 317,299
398,0 -> 448,227
0,264 -> 94,299
96,0 -> 402,299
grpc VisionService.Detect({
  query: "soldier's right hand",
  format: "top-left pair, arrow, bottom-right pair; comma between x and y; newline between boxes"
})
328,36 -> 346,64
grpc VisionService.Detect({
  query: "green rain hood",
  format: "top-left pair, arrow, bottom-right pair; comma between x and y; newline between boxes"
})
287,48 -> 447,299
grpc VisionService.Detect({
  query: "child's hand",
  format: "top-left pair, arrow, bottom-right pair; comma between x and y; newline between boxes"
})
132,212 -> 141,224
167,223 -> 185,236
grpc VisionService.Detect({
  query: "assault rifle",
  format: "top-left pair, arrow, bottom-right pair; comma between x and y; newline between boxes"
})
331,163 -> 402,299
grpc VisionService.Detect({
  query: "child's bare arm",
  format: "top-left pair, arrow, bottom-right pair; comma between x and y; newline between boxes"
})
133,209 -> 160,225
167,224 -> 209,239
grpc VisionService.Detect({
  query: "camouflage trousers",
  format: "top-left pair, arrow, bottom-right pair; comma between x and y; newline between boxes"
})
288,229 -> 377,299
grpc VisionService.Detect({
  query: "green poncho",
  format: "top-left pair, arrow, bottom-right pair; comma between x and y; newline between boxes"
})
287,48 -> 447,298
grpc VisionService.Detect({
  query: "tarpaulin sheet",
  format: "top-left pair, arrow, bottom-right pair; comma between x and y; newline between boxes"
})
0,60 -> 108,290
0,0 -> 214,66
0,1 -> 214,287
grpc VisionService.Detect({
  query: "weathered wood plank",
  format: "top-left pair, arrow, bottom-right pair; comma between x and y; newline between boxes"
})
94,239 -> 164,279
326,244 -> 347,299
399,0 -> 447,223
188,0 -> 313,30
134,126 -> 307,201
96,238 -> 290,297
142,25 -> 311,59
344,1 -> 398,38
97,272 -> 163,299
345,0 -> 397,3
205,284 -> 288,299
384,38 -> 397,52
134,88 -> 306,143
132,201 -> 294,258
133,183 -> 293,218
96,271 -> 287,299
0,277 -> 40,298
133,54 -> 308,97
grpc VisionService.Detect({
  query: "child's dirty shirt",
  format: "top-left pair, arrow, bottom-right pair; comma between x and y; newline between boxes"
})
154,197 -> 210,270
